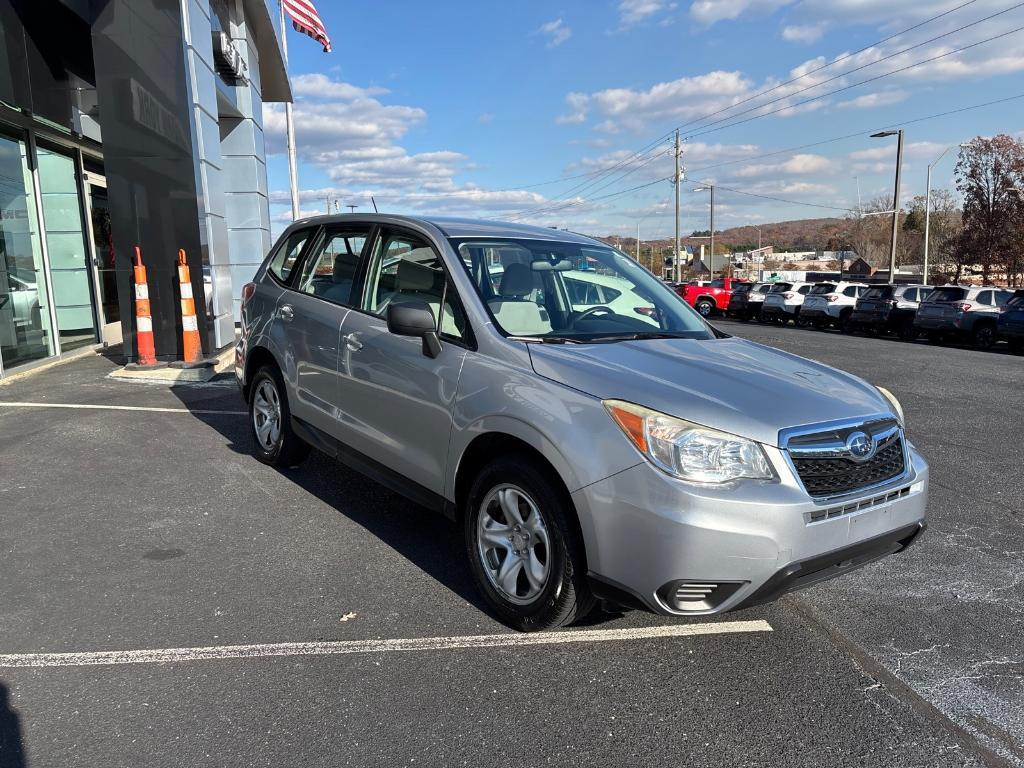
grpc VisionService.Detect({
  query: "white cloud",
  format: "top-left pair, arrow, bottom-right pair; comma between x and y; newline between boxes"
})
734,153 -> 835,178
290,73 -> 388,99
781,23 -> 826,43
618,0 -> 677,27
538,18 -> 572,47
688,0 -> 791,25
837,90 -> 907,109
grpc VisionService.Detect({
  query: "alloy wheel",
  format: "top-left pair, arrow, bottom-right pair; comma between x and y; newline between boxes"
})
476,484 -> 552,605
252,378 -> 283,451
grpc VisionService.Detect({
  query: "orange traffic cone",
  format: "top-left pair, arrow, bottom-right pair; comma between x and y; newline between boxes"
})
177,249 -> 201,364
133,246 -> 157,366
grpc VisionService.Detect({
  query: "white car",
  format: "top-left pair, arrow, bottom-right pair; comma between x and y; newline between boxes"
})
562,270 -> 660,326
760,281 -> 813,325
799,281 -> 871,331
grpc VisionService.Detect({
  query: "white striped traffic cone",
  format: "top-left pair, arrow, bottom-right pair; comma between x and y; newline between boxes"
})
133,246 -> 157,366
177,248 -> 201,364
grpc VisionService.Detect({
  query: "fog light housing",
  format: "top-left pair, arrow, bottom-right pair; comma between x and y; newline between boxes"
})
657,580 -> 745,612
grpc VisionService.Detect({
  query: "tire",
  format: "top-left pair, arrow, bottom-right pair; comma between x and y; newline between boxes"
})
795,314 -> 810,329
463,456 -> 595,632
838,309 -> 854,334
972,322 -> 997,351
695,299 -> 715,318
897,320 -> 918,342
248,364 -> 311,467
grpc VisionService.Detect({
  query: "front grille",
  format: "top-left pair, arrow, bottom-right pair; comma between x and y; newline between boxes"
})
792,437 -> 906,497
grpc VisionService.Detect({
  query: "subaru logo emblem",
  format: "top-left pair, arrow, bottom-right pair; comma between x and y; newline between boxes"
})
846,431 -> 875,462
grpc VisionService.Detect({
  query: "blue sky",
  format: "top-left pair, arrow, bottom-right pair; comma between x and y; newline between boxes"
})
265,0 -> 1024,239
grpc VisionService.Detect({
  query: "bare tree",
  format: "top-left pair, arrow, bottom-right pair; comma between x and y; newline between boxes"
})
955,135 -> 1024,284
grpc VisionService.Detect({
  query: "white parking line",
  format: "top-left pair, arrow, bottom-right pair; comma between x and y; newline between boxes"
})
0,401 -> 246,416
0,620 -> 772,668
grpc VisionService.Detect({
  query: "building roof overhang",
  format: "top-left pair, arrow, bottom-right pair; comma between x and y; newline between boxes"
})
244,0 -> 293,103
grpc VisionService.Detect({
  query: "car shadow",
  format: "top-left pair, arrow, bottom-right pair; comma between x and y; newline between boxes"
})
169,383 -> 494,618
0,683 -> 27,768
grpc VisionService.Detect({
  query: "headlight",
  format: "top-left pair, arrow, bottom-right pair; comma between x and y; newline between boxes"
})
876,386 -> 904,425
603,400 -> 774,484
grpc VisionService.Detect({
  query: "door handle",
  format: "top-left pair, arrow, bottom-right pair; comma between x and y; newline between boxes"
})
279,304 -> 294,322
343,333 -> 363,351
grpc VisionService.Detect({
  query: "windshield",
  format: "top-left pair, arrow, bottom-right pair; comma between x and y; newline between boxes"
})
864,286 -> 893,300
928,287 -> 967,303
809,283 -> 836,295
1009,292 -> 1024,308
452,238 -> 714,342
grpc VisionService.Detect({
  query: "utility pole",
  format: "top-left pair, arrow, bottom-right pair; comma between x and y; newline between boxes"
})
674,130 -> 682,283
636,222 -> 640,261
709,185 -> 715,281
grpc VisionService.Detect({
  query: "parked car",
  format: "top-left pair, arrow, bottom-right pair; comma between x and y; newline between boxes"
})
914,285 -> 1015,350
759,281 -> 813,324
727,281 -> 772,321
237,214 -> 928,631
850,284 -> 934,341
674,277 -> 745,317
799,281 -> 870,331
997,289 -> 1024,354
562,269 -> 659,325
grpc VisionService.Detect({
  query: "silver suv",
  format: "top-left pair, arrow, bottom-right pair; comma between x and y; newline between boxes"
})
237,215 -> 928,631
914,285 -> 1015,349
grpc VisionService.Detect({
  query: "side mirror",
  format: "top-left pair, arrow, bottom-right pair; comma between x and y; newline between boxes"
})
387,300 -> 442,358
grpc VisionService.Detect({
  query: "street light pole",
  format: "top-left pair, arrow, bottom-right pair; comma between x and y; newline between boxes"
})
674,130 -> 682,283
923,143 -> 963,284
872,129 -> 904,285
709,184 -> 715,280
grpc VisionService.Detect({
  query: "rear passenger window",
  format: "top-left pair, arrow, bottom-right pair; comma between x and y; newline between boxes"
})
995,292 -> 1011,307
297,227 -> 371,306
902,288 -> 917,302
268,229 -> 311,283
976,291 -> 992,305
798,285 -> 811,295
843,286 -> 858,297
363,229 -> 468,342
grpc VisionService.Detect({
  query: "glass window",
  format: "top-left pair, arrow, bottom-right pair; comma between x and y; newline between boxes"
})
865,286 -> 894,300
454,238 -> 713,341
769,282 -> 792,292
297,227 -> 370,307
797,284 -> 812,295
0,130 -> 54,370
1007,292 -> 1024,308
929,287 -> 967,303
364,229 -> 467,341
36,146 -> 96,352
900,288 -> 916,302
810,283 -> 836,295
976,290 -> 992,305
268,228 -> 310,283
994,291 -> 1012,307
842,286 -> 859,297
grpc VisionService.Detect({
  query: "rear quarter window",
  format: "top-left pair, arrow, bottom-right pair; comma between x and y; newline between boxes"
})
268,228 -> 312,283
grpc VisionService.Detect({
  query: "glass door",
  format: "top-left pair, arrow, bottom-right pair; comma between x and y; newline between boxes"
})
0,128 -> 54,371
83,173 -> 120,345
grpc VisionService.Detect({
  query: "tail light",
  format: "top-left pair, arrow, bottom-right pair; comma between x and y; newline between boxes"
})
956,302 -> 972,312
241,282 -> 256,306
634,306 -> 657,317
783,292 -> 794,300
827,294 -> 839,302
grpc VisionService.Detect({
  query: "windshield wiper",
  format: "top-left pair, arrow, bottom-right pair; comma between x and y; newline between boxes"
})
507,335 -> 581,344
586,331 -> 697,342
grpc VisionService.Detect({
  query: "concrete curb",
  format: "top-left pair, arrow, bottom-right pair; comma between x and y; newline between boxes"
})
109,345 -> 234,384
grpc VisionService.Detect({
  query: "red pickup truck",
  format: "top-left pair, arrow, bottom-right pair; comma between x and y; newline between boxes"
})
675,278 -> 745,317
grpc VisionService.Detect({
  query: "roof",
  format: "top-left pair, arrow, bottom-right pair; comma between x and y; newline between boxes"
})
288,214 -> 604,245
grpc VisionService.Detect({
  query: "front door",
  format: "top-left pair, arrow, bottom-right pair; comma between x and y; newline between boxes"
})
280,224 -> 371,441
83,174 -> 121,346
335,227 -> 470,496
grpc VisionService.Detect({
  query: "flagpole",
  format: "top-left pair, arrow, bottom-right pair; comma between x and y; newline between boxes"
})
279,1 -> 300,220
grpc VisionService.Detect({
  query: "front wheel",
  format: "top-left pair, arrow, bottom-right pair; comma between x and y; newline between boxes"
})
248,365 -> 311,467
464,457 -> 594,631
972,323 -> 997,350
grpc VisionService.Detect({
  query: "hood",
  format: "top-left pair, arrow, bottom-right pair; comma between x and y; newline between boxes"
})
528,337 -> 892,447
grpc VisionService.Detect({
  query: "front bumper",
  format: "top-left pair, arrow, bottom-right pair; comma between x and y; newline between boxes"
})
573,444 -> 928,615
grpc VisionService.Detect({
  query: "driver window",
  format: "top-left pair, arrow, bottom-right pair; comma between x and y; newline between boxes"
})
363,229 -> 467,341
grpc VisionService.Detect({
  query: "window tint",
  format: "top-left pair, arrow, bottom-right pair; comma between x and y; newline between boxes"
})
1008,292 -> 1024,308
297,228 -> 370,306
364,230 -> 468,341
758,284 -> 772,294
994,291 -> 1012,307
900,288 -> 916,302
268,228 -> 311,283
843,286 -> 859,297
976,290 -> 992,305
929,287 -> 967,302
810,283 -> 835,295
711,279 -> 725,288
770,282 -> 792,292
865,286 -> 894,300
797,284 -> 812,295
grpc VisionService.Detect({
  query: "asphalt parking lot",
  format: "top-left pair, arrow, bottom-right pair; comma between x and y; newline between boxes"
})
0,323 -> 1021,768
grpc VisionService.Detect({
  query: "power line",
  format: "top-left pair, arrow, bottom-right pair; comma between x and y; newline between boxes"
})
678,1 -> 1024,141
506,176 -> 672,221
684,23 -> 1024,142
693,182 -> 856,212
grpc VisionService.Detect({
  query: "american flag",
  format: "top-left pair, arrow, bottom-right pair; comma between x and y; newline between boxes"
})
282,0 -> 332,53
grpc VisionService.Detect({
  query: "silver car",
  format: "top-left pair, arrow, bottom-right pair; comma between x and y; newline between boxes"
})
236,215 -> 928,631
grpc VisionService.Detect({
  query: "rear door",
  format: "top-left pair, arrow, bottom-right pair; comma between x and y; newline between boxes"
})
334,226 -> 471,496
277,223 -> 372,439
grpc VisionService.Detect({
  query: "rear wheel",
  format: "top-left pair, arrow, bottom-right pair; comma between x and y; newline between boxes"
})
897,320 -> 918,342
464,456 -> 594,632
838,309 -> 854,334
695,299 -> 715,318
248,365 -> 311,467
795,313 -> 811,328
972,322 -> 997,350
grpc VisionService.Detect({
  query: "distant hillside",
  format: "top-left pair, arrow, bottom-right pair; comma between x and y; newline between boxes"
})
602,217 -> 851,253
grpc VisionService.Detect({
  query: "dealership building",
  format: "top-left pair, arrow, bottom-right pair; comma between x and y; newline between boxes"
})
0,0 -> 290,378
